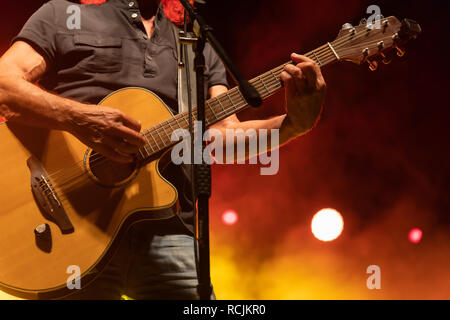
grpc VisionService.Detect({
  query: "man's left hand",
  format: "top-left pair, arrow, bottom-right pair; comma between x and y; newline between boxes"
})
280,53 -> 326,135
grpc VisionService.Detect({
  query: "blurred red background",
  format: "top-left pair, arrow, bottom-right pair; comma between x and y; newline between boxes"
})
0,0 -> 449,299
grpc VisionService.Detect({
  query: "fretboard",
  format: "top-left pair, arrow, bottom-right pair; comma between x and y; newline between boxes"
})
137,41 -> 339,161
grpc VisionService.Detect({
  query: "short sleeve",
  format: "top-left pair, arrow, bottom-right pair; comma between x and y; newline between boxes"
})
12,2 -> 57,66
205,44 -> 229,89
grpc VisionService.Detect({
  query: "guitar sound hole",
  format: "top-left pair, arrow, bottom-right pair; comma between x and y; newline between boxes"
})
86,150 -> 139,188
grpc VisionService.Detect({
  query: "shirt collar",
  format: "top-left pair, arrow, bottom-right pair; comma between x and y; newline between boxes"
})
152,6 -> 176,49
107,0 -> 139,9
107,1 -> 174,47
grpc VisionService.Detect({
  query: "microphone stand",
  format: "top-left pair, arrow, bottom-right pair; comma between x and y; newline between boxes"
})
178,0 -> 262,300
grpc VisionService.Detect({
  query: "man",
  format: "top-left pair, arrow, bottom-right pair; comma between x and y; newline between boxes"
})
0,0 -> 325,299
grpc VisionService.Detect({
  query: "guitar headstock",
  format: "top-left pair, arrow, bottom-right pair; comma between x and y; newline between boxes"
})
333,16 -> 421,70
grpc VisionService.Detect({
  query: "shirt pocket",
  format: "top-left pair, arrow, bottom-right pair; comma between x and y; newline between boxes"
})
73,34 -> 123,73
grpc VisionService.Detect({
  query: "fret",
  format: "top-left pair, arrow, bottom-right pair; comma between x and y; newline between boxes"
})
226,92 -> 238,111
233,89 -> 246,109
234,90 -> 247,111
268,72 -> 282,89
327,42 -> 340,60
142,134 -> 153,154
217,97 -> 226,113
312,51 -> 323,67
207,101 -> 218,120
258,76 -> 270,95
270,69 -> 280,84
149,131 -> 161,150
181,114 -> 190,127
155,125 -> 168,147
166,118 -> 176,133
158,123 -> 171,141
173,114 -> 184,130
138,148 -> 146,159
237,89 -> 245,103
227,91 -> 243,112
262,75 -> 277,95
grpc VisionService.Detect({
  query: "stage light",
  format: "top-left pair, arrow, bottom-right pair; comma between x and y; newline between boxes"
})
408,228 -> 423,244
311,208 -> 344,242
222,210 -> 238,226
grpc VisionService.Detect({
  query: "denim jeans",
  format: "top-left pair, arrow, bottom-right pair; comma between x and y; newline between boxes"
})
64,221 -> 212,300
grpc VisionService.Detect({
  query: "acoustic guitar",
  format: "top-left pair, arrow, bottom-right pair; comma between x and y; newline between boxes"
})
0,16 -> 420,299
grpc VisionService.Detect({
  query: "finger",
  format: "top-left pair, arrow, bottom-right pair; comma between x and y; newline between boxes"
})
297,62 -> 318,89
292,53 -> 325,88
102,135 -> 142,155
108,125 -> 146,147
280,70 -> 295,93
299,63 -> 325,90
119,113 -> 142,132
92,143 -> 134,164
283,64 -> 308,93
279,70 -> 292,83
290,53 -> 316,65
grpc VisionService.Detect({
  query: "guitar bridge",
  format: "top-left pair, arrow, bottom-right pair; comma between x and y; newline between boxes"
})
27,156 -> 74,234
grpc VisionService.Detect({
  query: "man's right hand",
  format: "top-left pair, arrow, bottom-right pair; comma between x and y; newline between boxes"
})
67,105 -> 146,164
0,41 -> 146,164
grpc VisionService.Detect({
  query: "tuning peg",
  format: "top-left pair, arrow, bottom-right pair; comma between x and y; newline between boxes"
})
368,60 -> 378,71
380,52 -> 392,65
342,23 -> 354,30
396,47 -> 406,57
382,20 -> 389,32
360,18 -> 367,26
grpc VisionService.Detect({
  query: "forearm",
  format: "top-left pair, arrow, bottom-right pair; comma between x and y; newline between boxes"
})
222,110 -> 316,142
211,113 -> 315,163
0,75 -> 83,132
225,113 -> 316,146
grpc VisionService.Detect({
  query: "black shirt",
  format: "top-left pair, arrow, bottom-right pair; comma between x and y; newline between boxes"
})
14,0 -> 229,233
14,0 -> 228,111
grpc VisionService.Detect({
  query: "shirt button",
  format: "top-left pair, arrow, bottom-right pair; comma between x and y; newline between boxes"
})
131,13 -> 138,19
128,2 -> 135,7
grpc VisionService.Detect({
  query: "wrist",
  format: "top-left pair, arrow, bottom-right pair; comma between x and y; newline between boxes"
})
57,101 -> 89,134
280,114 -> 304,138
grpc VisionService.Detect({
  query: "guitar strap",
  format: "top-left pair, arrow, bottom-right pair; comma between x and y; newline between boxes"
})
172,24 -> 196,235
172,24 -> 197,114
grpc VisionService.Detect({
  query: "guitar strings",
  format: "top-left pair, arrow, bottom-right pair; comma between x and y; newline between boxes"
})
41,28 -> 388,196
43,40 -> 344,185
43,57 -> 335,199
43,58 -> 335,195
46,52 -> 331,181
42,53 -> 340,196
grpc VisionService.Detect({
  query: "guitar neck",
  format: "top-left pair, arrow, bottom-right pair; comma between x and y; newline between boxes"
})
184,42 -> 338,127
138,41 -> 339,160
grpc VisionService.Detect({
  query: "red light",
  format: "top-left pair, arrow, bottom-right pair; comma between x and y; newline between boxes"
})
408,228 -> 423,244
222,210 -> 238,226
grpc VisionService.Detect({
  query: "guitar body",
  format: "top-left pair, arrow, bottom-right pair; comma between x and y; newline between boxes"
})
0,88 -> 178,299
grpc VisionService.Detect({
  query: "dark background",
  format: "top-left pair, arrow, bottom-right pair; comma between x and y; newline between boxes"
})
1,0 -> 449,299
